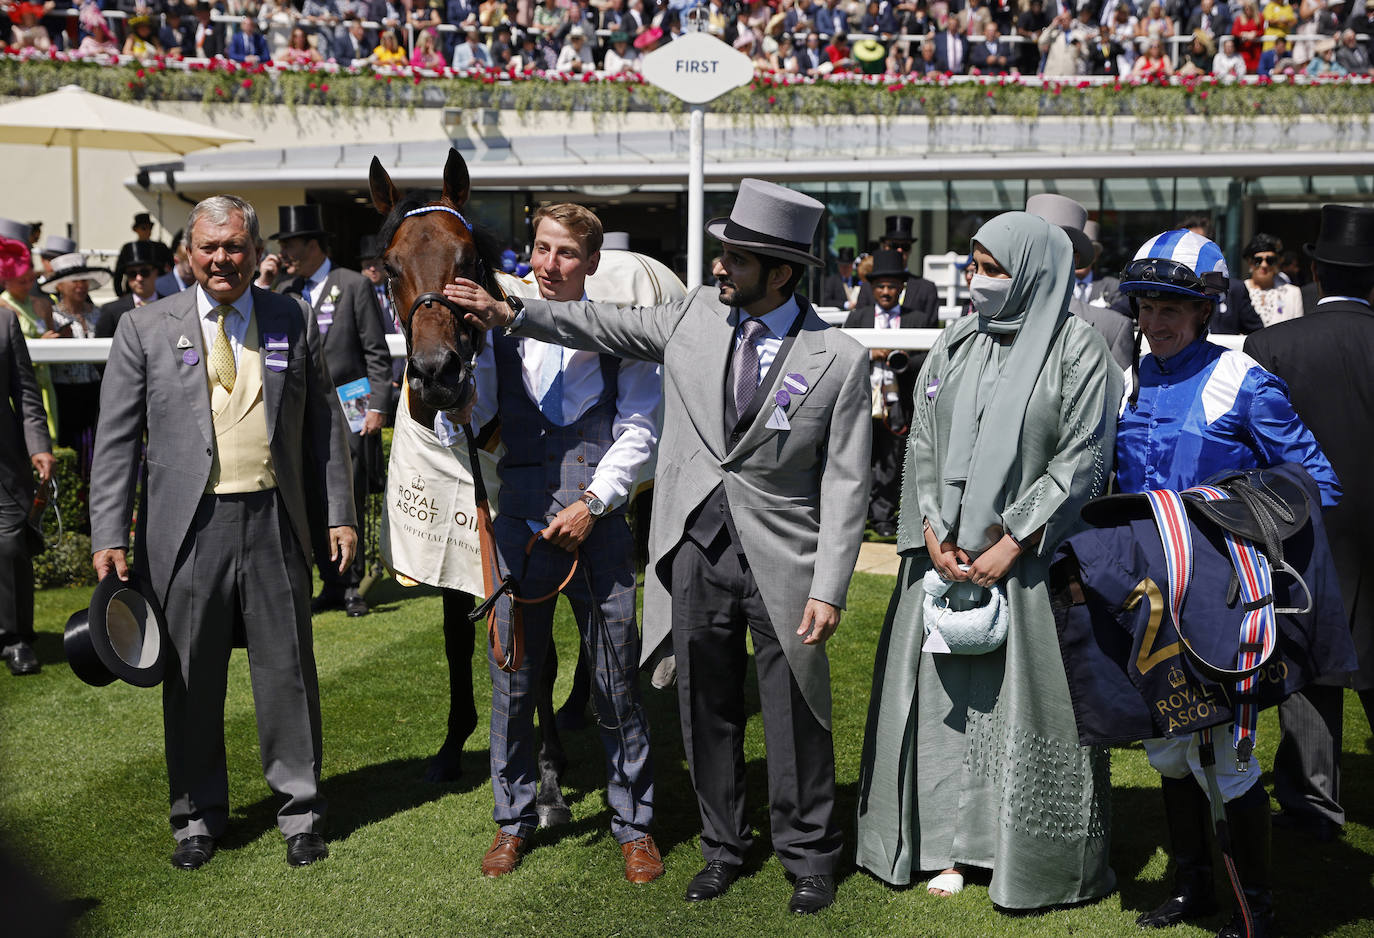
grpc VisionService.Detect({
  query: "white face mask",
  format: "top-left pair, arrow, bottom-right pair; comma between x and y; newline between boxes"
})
969,274 -> 1015,320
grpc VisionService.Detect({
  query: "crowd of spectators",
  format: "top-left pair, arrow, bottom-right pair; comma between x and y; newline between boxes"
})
3,0 -> 1372,77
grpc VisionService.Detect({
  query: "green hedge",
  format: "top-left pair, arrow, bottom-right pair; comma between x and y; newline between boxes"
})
3,55 -> 1373,123
30,447 -> 97,589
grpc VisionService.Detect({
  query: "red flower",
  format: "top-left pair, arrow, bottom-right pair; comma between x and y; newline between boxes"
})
320,83 -> 329,93
768,94 -> 776,105
241,78 -> 252,89
1199,90 -> 1208,99
214,87 -> 224,96
136,68 -> 145,78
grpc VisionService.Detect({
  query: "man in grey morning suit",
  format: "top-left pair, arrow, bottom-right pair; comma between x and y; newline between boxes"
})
446,179 -> 872,915
269,204 -> 393,617
90,196 -> 357,871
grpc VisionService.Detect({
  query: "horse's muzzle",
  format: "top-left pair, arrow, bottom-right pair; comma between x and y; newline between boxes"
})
408,347 -> 474,412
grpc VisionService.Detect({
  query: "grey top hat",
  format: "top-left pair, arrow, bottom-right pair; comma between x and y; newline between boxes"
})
602,231 -> 631,252
41,234 -> 77,259
1083,219 -> 1102,246
706,179 -> 824,268
40,252 -> 113,291
0,217 -> 31,243
1026,193 -> 1095,267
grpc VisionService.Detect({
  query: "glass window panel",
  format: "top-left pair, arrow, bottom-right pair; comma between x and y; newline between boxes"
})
1026,179 -> 1100,212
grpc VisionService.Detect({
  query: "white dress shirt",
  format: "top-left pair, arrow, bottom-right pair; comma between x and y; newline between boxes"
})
872,302 -> 900,389
196,285 -> 254,367
731,294 -> 801,386
302,257 -> 332,306
467,295 -> 662,511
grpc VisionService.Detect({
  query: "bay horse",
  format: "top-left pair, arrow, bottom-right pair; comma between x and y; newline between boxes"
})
369,148 -> 577,827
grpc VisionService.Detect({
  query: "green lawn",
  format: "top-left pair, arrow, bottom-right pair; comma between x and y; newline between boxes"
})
3,573 -> 1372,937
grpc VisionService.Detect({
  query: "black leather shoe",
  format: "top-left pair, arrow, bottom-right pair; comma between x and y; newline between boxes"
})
311,594 -> 346,614
170,835 -> 215,870
286,832 -> 328,867
344,594 -> 370,618
684,860 -> 739,901
3,642 -> 40,676
789,874 -> 835,915
1272,810 -> 1339,843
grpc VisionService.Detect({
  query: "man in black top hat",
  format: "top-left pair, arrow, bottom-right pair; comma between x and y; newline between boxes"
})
357,234 -> 403,405
269,205 -> 392,617
844,248 -> 938,537
114,212 -> 173,297
856,214 -> 939,319
819,246 -> 861,309
97,240 -> 169,339
1244,204 -> 1374,844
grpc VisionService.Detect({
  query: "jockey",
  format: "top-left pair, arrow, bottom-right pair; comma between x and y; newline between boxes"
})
1114,228 -> 1339,938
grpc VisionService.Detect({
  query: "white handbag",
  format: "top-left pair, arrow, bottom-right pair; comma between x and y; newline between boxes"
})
921,568 -> 1009,655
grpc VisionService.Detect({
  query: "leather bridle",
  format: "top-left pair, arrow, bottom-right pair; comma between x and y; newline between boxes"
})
385,203 -> 489,371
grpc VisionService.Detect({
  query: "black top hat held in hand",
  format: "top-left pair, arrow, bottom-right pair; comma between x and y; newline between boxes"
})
64,572 -> 168,688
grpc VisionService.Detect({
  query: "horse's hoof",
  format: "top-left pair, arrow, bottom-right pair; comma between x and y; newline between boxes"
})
554,706 -> 588,732
536,803 -> 572,828
424,747 -> 464,784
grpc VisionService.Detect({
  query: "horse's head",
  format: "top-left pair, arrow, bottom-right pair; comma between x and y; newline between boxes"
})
369,148 -> 491,415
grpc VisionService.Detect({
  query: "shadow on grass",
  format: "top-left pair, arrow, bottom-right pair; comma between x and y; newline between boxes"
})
31,629 -> 71,668
224,753 -> 490,850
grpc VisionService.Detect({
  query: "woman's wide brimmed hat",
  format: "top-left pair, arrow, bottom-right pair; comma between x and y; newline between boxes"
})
706,178 -> 824,267
1305,204 -> 1374,269
64,572 -> 168,688
40,253 -> 112,290
633,26 -> 663,50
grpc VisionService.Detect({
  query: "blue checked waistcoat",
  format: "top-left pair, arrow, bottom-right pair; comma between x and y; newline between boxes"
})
492,332 -> 624,523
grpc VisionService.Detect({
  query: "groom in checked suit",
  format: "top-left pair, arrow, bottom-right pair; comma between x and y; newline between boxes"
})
446,179 -> 871,914
90,196 -> 356,871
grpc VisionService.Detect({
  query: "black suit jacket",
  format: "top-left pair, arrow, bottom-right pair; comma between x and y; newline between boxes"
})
969,38 -> 1013,71
279,263 -> 393,415
1,308 -> 51,504
96,293 -> 167,339
1244,299 -> 1374,685
819,272 -> 861,308
856,276 -> 941,322
934,32 -> 969,73
844,302 -> 939,421
1211,277 -> 1264,334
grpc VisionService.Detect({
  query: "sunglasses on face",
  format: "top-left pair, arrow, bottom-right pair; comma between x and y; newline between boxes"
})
1250,254 -> 1278,266
127,266 -> 158,279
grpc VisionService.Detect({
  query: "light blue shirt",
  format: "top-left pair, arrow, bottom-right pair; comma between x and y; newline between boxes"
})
731,295 -> 801,386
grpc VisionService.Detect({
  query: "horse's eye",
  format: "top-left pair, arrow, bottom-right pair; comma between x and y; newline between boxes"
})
383,263 -> 398,279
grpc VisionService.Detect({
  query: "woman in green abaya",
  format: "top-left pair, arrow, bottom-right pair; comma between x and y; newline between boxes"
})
855,211 -> 1123,911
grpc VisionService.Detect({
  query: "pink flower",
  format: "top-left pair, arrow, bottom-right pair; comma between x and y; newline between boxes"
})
241,78 -> 252,88
320,83 -> 329,93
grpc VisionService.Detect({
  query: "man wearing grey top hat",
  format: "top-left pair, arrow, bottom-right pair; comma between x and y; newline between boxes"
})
1026,193 -> 1136,371
445,178 -> 871,915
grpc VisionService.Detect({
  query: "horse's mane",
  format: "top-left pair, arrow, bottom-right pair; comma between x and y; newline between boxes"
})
377,190 -> 504,293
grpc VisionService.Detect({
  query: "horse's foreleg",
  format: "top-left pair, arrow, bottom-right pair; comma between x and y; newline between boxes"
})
425,589 -> 478,783
554,646 -> 592,731
535,640 -> 572,827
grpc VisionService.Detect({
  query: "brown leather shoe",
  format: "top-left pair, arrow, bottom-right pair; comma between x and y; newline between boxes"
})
621,834 -> 664,884
481,831 -> 525,877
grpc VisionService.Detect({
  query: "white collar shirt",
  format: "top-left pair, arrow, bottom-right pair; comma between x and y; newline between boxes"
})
196,285 -> 254,367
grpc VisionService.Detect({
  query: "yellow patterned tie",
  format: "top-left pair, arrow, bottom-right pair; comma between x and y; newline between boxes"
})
211,305 -> 236,393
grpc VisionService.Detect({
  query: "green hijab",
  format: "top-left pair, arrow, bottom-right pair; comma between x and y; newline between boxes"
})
937,211 -> 1075,552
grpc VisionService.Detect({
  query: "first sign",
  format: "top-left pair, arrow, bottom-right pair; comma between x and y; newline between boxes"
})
639,31 -> 756,105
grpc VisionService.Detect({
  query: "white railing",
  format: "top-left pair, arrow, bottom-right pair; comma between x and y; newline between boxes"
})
24,328 -> 1244,364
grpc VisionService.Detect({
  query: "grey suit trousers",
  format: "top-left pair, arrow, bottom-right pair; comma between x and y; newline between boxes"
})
163,490 -> 324,841
487,512 -> 653,844
670,532 -> 842,878
0,484 -> 34,648
1274,684 -> 1345,827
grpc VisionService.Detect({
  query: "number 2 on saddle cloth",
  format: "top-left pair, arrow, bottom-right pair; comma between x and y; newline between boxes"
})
1047,463 -> 1357,762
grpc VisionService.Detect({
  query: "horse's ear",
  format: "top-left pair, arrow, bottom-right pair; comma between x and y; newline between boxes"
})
440,148 -> 471,210
369,156 -> 400,217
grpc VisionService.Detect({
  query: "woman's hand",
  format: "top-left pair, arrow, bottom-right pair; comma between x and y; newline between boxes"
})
924,519 -> 969,582
966,534 -> 1022,587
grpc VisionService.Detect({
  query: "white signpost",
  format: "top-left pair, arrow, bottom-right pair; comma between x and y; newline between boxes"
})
639,31 -> 755,289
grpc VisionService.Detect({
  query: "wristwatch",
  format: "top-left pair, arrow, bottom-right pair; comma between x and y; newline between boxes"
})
580,493 -> 606,518
503,293 -> 524,332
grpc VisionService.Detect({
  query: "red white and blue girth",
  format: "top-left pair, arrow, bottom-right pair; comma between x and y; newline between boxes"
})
1144,486 -> 1277,771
